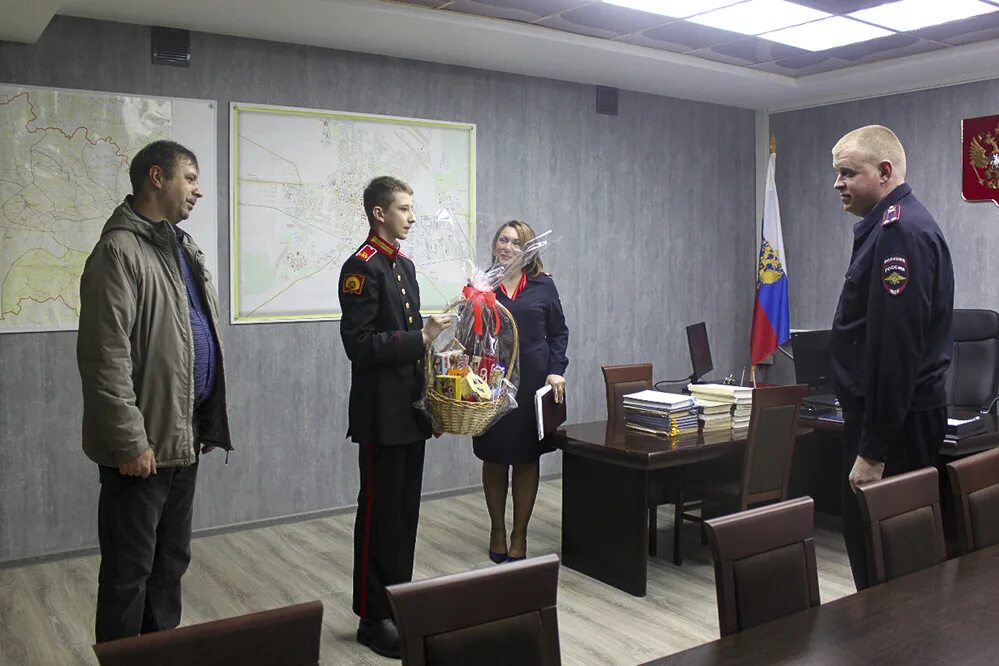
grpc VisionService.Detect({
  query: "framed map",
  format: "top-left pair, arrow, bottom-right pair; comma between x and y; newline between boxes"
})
0,83 -> 218,334
230,102 -> 475,323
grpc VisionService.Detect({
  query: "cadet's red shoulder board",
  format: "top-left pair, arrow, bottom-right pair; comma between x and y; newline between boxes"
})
356,244 -> 377,262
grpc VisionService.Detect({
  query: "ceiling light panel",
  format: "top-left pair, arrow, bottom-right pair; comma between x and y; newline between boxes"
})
762,16 -> 894,50
687,0 -> 830,35
602,1 -> 744,19
850,0 -> 999,32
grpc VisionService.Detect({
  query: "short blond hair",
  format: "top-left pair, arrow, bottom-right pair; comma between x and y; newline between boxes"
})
832,125 -> 906,180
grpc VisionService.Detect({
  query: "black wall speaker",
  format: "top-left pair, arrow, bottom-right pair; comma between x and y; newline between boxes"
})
151,26 -> 191,67
596,86 -> 619,116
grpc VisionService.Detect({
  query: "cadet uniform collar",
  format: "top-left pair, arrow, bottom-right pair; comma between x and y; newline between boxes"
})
367,234 -> 401,261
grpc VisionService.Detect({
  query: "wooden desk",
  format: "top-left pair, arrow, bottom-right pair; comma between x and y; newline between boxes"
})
642,544 -> 999,665
554,422 -> 811,597
798,409 -> 999,458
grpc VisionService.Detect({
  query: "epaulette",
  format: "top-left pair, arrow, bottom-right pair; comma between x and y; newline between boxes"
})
881,204 -> 902,226
355,244 -> 377,262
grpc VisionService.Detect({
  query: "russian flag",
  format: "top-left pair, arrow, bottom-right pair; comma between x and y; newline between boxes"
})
750,152 -> 790,366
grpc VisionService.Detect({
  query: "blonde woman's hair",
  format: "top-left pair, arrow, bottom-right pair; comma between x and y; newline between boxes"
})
492,220 -> 544,278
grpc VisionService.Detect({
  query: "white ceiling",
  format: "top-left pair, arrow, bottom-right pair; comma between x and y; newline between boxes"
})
6,0 -> 999,110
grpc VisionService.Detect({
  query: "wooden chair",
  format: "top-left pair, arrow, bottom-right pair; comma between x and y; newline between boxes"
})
601,363 -> 674,558
678,384 -> 808,564
704,497 -> 820,637
93,600 -> 323,666
386,554 -> 560,666
946,447 -> 999,553
857,467 -> 946,586
601,363 -> 653,432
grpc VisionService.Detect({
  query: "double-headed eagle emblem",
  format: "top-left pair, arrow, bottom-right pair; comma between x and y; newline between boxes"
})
968,123 -> 999,191
757,239 -> 784,286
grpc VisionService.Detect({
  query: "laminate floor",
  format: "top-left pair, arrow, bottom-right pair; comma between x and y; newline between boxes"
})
0,479 -> 854,665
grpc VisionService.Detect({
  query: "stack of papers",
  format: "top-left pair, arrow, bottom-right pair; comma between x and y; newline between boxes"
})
688,384 -> 754,433
696,398 -> 733,433
622,390 -> 698,436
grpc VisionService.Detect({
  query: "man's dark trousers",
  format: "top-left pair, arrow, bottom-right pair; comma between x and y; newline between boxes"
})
353,440 -> 426,619
840,406 -> 944,591
95,462 -> 198,642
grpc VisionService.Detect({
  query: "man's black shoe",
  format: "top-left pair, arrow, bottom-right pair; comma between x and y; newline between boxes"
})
357,617 -> 401,659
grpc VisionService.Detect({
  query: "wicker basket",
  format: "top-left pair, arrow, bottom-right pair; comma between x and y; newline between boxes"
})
424,302 -> 520,437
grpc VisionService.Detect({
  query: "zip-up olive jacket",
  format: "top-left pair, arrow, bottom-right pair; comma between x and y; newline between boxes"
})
77,198 -> 232,468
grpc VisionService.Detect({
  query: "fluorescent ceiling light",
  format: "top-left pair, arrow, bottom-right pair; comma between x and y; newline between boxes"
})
761,16 -> 894,51
687,0 -> 830,35
850,0 -> 998,31
601,1 -> 743,18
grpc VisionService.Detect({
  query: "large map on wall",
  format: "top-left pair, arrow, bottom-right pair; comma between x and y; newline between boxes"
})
0,84 -> 218,334
230,103 -> 475,323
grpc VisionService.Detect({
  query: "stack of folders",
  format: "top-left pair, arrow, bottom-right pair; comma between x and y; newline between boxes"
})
696,398 -> 733,433
687,383 -> 754,434
622,390 -> 699,436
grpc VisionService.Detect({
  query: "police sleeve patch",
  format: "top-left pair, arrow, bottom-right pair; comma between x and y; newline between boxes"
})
342,273 -> 365,295
882,256 -> 908,296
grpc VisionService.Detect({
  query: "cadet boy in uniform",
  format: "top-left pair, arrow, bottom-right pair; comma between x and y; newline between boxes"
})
338,176 -> 452,658
829,125 -> 954,590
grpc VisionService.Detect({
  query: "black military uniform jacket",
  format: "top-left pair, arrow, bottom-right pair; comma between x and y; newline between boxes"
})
830,183 -> 955,462
338,234 -> 431,446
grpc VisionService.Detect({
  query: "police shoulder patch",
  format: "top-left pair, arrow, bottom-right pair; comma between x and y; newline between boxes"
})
881,203 -> 902,226
355,244 -> 377,262
882,256 -> 908,296
342,273 -> 365,295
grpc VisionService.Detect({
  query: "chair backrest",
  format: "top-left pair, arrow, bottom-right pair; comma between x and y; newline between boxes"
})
704,497 -> 820,637
857,467 -> 946,586
92,600 -> 323,666
601,363 -> 653,431
739,384 -> 808,509
946,309 -> 999,411
946,447 -> 999,553
386,554 -> 560,666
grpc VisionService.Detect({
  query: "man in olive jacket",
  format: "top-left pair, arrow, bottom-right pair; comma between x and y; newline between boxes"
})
77,140 -> 232,642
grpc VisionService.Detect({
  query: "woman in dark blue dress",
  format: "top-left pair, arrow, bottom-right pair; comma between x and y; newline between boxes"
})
472,221 -> 569,562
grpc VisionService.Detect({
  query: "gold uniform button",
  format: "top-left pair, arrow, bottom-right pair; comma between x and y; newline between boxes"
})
396,275 -> 402,282
405,302 -> 410,310
408,316 -> 414,323
392,262 -> 397,270
401,288 -> 407,295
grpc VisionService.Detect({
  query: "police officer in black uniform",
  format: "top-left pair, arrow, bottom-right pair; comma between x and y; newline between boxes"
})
338,176 -> 452,658
829,125 -> 954,591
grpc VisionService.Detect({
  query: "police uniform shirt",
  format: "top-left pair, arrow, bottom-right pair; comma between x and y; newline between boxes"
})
338,234 -> 430,446
830,183 -> 955,462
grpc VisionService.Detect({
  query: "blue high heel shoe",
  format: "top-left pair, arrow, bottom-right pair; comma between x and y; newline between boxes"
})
489,550 -> 508,564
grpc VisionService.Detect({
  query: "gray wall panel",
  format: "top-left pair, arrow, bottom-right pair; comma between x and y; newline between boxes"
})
771,78 -> 999,337
0,16 -> 755,561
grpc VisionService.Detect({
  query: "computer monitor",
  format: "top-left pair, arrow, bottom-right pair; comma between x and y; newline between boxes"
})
686,322 -> 713,383
790,329 -> 833,392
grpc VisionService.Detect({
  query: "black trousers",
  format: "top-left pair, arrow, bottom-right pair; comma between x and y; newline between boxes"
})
96,462 -> 198,642
840,407 -> 944,591
353,441 -> 426,619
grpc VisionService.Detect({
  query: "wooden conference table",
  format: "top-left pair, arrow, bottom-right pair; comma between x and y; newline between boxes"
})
642,543 -> 999,665
553,421 -> 812,597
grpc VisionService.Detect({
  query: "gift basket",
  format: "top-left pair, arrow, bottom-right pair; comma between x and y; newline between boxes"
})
418,224 -> 554,437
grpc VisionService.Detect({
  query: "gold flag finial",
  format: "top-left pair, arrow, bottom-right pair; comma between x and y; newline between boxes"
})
769,135 -> 777,154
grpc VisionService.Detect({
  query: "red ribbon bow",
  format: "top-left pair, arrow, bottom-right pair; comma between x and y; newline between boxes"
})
462,285 -> 501,337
